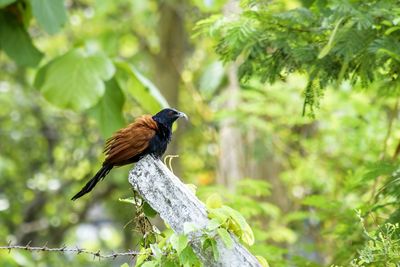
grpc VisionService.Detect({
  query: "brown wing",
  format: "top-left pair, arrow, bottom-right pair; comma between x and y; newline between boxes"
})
103,115 -> 158,166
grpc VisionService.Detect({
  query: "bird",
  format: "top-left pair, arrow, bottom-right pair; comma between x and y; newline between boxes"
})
71,108 -> 188,201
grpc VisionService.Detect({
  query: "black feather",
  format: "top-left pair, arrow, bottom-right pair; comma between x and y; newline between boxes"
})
71,164 -> 113,200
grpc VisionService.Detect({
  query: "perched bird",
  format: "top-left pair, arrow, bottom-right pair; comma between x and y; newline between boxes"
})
71,108 -> 187,200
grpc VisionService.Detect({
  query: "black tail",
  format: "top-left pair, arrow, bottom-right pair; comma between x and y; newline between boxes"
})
71,164 -> 113,201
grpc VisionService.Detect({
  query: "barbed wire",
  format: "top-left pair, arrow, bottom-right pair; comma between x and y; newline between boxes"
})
0,241 -> 143,260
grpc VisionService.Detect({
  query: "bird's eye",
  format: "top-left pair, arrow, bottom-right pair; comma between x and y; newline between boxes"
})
168,110 -> 174,117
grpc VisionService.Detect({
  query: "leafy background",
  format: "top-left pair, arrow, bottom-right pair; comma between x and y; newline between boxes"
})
1,0 -> 400,266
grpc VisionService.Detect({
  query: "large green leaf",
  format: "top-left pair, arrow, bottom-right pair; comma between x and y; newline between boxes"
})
210,238 -> 219,261
34,57 -> 55,89
178,246 -> 201,267
115,62 -> 168,113
207,218 -> 221,231
209,205 -> 255,246
223,206 -> 255,246
88,78 -> 125,138
31,0 -> 67,34
169,233 -> 188,255
143,201 -> 158,218
217,228 -> 233,249
0,11 -> 43,67
0,0 -> 16,8
36,48 -> 115,111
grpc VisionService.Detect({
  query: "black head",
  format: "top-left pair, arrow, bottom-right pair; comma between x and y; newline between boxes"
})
152,108 -> 188,127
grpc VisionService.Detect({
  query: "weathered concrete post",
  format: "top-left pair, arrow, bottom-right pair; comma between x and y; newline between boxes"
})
129,155 -> 262,267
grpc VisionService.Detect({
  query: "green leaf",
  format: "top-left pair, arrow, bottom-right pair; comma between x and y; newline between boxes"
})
210,206 -> 255,246
206,219 -> 221,231
0,11 -> 43,67
31,0 -> 67,34
135,248 -> 151,266
206,193 -> 223,209
34,58 -> 55,89
143,201 -> 158,218
131,68 -> 169,108
202,237 -> 212,250
217,228 -> 233,249
142,233 -> 157,248
210,239 -> 219,261
163,259 -> 179,267
141,261 -> 158,267
179,246 -> 201,267
149,244 -> 162,260
169,234 -> 189,254
208,209 -> 229,225
115,62 -> 169,113
183,222 -> 199,234
228,209 -> 254,246
318,17 -> 344,59
88,78 -> 125,138
0,0 -> 15,8
37,48 -> 115,111
256,256 -> 270,267
120,264 -> 129,267
202,237 -> 219,261
118,197 -> 137,205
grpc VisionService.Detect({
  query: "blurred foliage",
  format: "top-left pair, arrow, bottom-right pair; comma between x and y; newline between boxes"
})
199,0 -> 400,116
1,0 -> 400,266
349,212 -> 400,266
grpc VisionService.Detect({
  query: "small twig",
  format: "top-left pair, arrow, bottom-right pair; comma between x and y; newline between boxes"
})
0,243 -> 143,259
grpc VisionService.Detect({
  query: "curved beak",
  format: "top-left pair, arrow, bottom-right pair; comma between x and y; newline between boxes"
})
178,111 -> 188,120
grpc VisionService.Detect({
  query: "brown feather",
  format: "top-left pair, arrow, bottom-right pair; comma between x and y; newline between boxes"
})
103,115 -> 158,166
